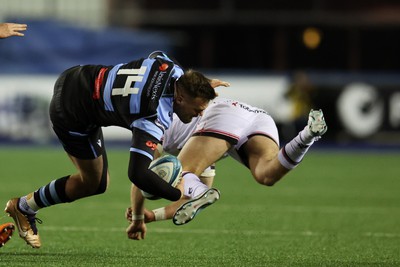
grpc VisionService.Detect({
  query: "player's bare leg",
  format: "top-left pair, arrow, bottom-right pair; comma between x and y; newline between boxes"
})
132,137 -> 226,225
172,136 -> 228,225
65,155 -> 110,200
5,154 -> 108,248
244,135 -> 286,186
178,136 -> 229,176
247,109 -> 327,186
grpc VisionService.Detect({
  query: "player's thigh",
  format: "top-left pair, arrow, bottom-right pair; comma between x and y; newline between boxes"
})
68,154 -> 105,182
53,123 -> 107,182
178,136 -> 230,175
243,135 -> 279,174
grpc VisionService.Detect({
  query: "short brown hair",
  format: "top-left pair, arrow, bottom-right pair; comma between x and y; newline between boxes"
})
176,69 -> 217,100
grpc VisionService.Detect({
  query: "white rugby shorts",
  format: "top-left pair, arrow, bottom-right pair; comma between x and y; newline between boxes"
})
162,98 -> 280,166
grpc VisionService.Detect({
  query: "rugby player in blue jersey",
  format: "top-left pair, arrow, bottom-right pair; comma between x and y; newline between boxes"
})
4,51 -> 227,248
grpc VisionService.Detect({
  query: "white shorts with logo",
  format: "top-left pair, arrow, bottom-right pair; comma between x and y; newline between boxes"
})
162,97 -> 280,169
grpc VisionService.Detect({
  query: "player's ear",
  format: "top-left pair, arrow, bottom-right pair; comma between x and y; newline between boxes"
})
174,86 -> 184,104
175,94 -> 184,104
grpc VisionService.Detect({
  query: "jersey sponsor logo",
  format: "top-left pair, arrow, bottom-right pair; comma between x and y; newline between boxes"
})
150,71 -> 167,100
159,63 -> 169,71
232,102 -> 267,114
145,140 -> 158,151
147,61 -> 170,99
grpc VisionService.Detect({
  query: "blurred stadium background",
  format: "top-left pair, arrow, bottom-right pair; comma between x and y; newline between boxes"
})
1,0 -> 399,148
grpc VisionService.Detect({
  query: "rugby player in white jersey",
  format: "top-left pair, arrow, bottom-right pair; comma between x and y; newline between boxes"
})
126,97 -> 327,236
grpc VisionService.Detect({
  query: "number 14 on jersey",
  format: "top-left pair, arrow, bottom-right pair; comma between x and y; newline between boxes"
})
112,66 -> 147,96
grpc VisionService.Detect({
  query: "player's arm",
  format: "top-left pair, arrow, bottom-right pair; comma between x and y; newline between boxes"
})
128,165 -> 216,223
128,129 -> 181,201
128,151 -> 181,201
126,143 -> 164,240
126,145 -> 182,223
126,184 -> 147,241
126,147 -> 162,222
209,79 -> 230,88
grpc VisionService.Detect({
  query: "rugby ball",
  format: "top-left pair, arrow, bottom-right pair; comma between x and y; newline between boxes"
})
141,155 -> 182,200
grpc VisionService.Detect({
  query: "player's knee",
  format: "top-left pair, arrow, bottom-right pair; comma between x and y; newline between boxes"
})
254,175 -> 277,186
94,172 -> 109,195
82,172 -> 108,196
264,178 -> 277,186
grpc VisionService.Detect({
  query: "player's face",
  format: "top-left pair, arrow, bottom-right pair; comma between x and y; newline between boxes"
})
174,94 -> 209,123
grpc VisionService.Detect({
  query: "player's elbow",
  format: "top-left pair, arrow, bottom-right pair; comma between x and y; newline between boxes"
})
128,170 -> 154,194
128,172 -> 143,188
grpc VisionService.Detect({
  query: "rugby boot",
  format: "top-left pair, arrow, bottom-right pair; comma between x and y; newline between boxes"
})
5,198 -> 41,248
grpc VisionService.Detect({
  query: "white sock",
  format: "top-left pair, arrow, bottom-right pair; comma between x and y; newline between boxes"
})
182,172 -> 209,198
300,125 -> 316,145
18,194 -> 38,215
152,207 -> 166,221
278,126 -> 314,170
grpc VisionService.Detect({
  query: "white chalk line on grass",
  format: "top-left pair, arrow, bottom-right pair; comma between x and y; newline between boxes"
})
217,204 -> 400,215
40,226 -> 400,238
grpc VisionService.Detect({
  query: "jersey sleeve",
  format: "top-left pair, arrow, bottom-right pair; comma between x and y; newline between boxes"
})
131,117 -> 164,143
148,51 -> 184,70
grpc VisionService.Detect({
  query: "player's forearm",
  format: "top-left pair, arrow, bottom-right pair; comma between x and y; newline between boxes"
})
128,152 -> 181,201
131,185 -> 145,217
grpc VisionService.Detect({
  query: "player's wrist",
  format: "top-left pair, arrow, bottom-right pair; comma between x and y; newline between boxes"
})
131,213 -> 144,221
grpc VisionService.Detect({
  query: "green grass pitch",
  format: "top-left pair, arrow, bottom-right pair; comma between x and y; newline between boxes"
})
0,147 -> 399,266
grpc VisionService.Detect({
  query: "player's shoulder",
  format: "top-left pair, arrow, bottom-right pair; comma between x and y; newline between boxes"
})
148,50 -> 168,59
148,51 -> 183,69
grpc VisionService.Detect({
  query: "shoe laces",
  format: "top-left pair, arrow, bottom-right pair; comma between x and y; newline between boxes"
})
26,214 -> 42,235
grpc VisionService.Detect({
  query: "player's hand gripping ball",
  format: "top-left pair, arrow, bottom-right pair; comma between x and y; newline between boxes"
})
0,222 -> 15,247
141,155 -> 182,200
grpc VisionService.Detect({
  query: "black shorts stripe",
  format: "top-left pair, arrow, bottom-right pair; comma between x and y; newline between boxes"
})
192,131 -> 238,146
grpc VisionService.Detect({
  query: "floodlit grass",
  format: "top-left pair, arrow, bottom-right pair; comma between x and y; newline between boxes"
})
0,147 -> 399,266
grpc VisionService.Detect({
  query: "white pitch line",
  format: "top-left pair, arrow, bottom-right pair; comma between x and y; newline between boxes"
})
40,226 -> 400,238
41,225 -> 317,236
364,232 -> 400,238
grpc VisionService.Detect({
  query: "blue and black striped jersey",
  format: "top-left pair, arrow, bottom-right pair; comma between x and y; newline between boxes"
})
60,51 -> 183,141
